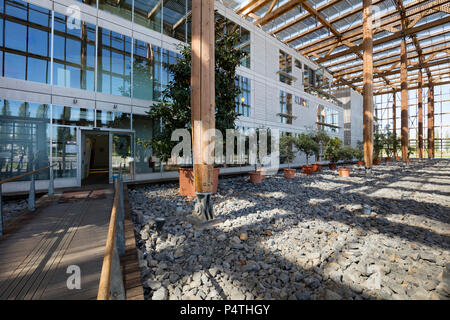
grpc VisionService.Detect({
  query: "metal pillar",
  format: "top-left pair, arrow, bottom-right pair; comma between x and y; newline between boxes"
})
418,69 -> 424,159
191,0 -> 215,221
362,0 -> 373,172
427,85 -> 435,159
400,36 -> 409,161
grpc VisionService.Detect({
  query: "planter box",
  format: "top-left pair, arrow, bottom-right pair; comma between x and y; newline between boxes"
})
312,163 -> 322,172
338,168 -> 351,177
284,168 -> 296,179
302,165 -> 313,175
179,167 -> 220,197
249,171 -> 264,184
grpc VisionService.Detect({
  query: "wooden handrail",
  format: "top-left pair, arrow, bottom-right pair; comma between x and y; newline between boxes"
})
97,173 -> 121,300
0,164 -> 57,185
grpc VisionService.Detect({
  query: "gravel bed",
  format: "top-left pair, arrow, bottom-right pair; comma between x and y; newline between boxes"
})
128,160 -> 450,300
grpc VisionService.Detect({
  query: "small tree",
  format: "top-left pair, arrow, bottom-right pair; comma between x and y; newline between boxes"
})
338,145 -> 356,161
311,130 -> 330,161
373,132 -> 384,160
324,137 -> 342,164
294,133 -> 319,165
145,27 -> 246,164
280,135 -> 295,168
355,140 -> 364,161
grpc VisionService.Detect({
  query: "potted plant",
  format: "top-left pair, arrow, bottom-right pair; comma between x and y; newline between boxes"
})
382,132 -> 395,163
324,137 -> 342,170
373,133 -> 384,165
145,26 -> 246,196
337,145 -> 355,177
355,140 -> 364,166
294,134 -> 319,175
311,130 -> 330,172
280,135 -> 296,179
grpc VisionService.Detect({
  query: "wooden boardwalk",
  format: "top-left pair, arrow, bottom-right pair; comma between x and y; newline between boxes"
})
0,187 -> 115,300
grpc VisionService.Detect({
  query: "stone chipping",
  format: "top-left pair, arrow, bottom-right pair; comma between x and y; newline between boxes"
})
128,160 -> 450,300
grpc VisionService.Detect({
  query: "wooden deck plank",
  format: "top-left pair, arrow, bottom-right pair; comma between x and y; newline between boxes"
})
0,186 -> 113,300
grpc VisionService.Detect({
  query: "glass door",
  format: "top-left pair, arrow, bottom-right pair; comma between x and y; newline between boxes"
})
110,132 -> 134,182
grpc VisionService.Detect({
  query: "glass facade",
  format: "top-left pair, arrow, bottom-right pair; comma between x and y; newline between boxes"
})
134,0 -> 162,32
0,99 -> 50,181
96,110 -> 131,129
280,91 -> 293,125
279,50 -> 292,85
1,0 -> 52,84
53,105 -> 95,127
235,75 -> 251,118
52,126 -> 77,178
317,105 -> 339,133
54,12 -> 96,91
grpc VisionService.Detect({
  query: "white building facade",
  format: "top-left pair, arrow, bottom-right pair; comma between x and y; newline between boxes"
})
0,0 -> 361,192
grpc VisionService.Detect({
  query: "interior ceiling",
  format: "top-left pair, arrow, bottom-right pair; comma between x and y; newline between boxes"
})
225,0 -> 450,95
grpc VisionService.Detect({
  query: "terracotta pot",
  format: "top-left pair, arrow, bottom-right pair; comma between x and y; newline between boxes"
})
395,156 -> 401,161
339,168 -> 351,177
249,171 -> 263,184
256,168 -> 267,179
373,158 -> 381,165
357,161 -> 364,167
178,167 -> 220,197
407,158 -> 411,163
284,168 -> 296,179
385,157 -> 393,163
302,165 -> 313,175
329,163 -> 337,170
312,163 -> 322,172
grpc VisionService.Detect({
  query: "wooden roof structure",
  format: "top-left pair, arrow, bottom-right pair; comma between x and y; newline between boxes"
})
225,0 -> 450,95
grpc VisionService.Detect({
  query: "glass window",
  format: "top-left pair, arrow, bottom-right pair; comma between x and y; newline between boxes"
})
317,105 -> 339,133
97,28 -> 131,97
53,13 -> 96,91
99,0 -> 132,21
133,39 -> 158,101
1,0 -> 51,84
52,106 -> 95,127
134,0 -> 162,32
279,50 -> 292,85
0,99 -> 50,181
163,0 -> 187,42
280,91 -> 293,124
134,114 -> 158,174
96,110 -> 131,129
215,13 -> 251,69
52,126 -> 77,179
235,75 -> 251,117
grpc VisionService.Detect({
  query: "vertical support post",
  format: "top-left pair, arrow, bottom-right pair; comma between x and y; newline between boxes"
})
0,184 -> 3,236
117,175 -> 125,255
362,0 -> 373,172
29,173 -> 36,212
191,0 -> 215,221
49,166 -> 54,196
418,69 -> 424,159
393,93 -> 397,157
400,36 -> 409,162
427,85 -> 434,159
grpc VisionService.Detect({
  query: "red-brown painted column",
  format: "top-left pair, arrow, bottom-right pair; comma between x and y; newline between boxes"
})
363,0 -> 373,169
393,93 -> 397,157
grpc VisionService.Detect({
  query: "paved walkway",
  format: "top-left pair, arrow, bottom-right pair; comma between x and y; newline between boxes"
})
0,187 -> 113,300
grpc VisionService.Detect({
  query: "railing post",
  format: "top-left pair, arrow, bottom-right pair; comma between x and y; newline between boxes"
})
28,162 -> 36,212
0,184 -> 3,236
48,165 -> 54,196
110,236 -> 125,300
116,171 -> 125,255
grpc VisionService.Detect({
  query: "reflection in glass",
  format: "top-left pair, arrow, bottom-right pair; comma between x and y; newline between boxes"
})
99,0 -> 132,21
1,0 -> 51,84
52,126 -> 77,178
280,91 -> 293,125
317,105 -> 339,133
53,13 -> 96,91
112,133 -> 132,178
134,114 -> 157,174
235,75 -> 251,117
0,99 -> 50,180
52,106 -> 95,127
134,0 -> 162,32
76,0 -> 96,7
163,0 -> 187,42
97,28 -> 132,97
96,110 -> 131,129
133,40 -> 156,101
